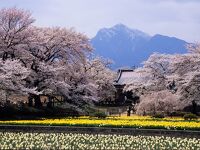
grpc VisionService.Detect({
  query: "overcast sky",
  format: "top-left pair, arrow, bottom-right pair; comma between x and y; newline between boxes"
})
0,0 -> 200,42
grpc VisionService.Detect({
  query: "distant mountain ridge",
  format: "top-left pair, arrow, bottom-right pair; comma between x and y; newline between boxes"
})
91,24 -> 188,69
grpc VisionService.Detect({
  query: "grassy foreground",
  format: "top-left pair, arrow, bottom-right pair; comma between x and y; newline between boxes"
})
0,116 -> 200,130
0,132 -> 200,149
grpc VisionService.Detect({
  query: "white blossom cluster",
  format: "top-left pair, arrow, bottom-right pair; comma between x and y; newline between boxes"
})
0,132 -> 199,149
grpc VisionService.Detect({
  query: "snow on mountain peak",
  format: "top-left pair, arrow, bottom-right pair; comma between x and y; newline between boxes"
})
96,24 -> 150,40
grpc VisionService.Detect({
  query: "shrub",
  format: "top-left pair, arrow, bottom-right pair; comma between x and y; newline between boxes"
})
0,104 -> 19,118
152,113 -> 164,119
169,111 -> 186,117
45,107 -> 81,118
18,105 -> 81,118
84,105 -> 97,116
92,111 -> 107,119
183,113 -> 198,120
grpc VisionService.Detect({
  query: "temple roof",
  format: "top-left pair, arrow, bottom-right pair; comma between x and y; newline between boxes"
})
114,69 -> 136,85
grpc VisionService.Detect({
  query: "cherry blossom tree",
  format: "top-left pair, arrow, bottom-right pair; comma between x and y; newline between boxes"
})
0,7 -> 35,61
125,43 -> 200,113
0,7 -> 93,107
0,59 -> 39,105
0,7 -> 116,111
136,90 -> 180,115
187,43 -> 200,54
84,57 -> 116,102
24,27 -> 93,108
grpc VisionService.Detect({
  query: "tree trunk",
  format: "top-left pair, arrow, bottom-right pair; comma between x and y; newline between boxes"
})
33,95 -> 42,108
192,100 -> 197,115
47,96 -> 53,108
28,95 -> 33,107
127,106 -> 131,116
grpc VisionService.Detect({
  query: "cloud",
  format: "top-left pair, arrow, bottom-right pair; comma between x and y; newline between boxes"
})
0,0 -> 200,42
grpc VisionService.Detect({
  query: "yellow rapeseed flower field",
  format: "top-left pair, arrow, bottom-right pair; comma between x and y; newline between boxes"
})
0,115 -> 200,130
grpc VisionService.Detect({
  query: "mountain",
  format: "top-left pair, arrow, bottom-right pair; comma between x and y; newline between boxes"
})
91,24 -> 188,69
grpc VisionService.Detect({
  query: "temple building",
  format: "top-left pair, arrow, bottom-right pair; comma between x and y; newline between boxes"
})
114,69 -> 139,105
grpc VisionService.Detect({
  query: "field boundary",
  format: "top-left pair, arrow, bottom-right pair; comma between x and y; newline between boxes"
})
0,125 -> 200,138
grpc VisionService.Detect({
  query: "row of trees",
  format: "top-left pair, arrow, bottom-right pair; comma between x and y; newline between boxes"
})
2,7 -> 198,116
0,8 -> 116,111
124,43 -> 200,115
